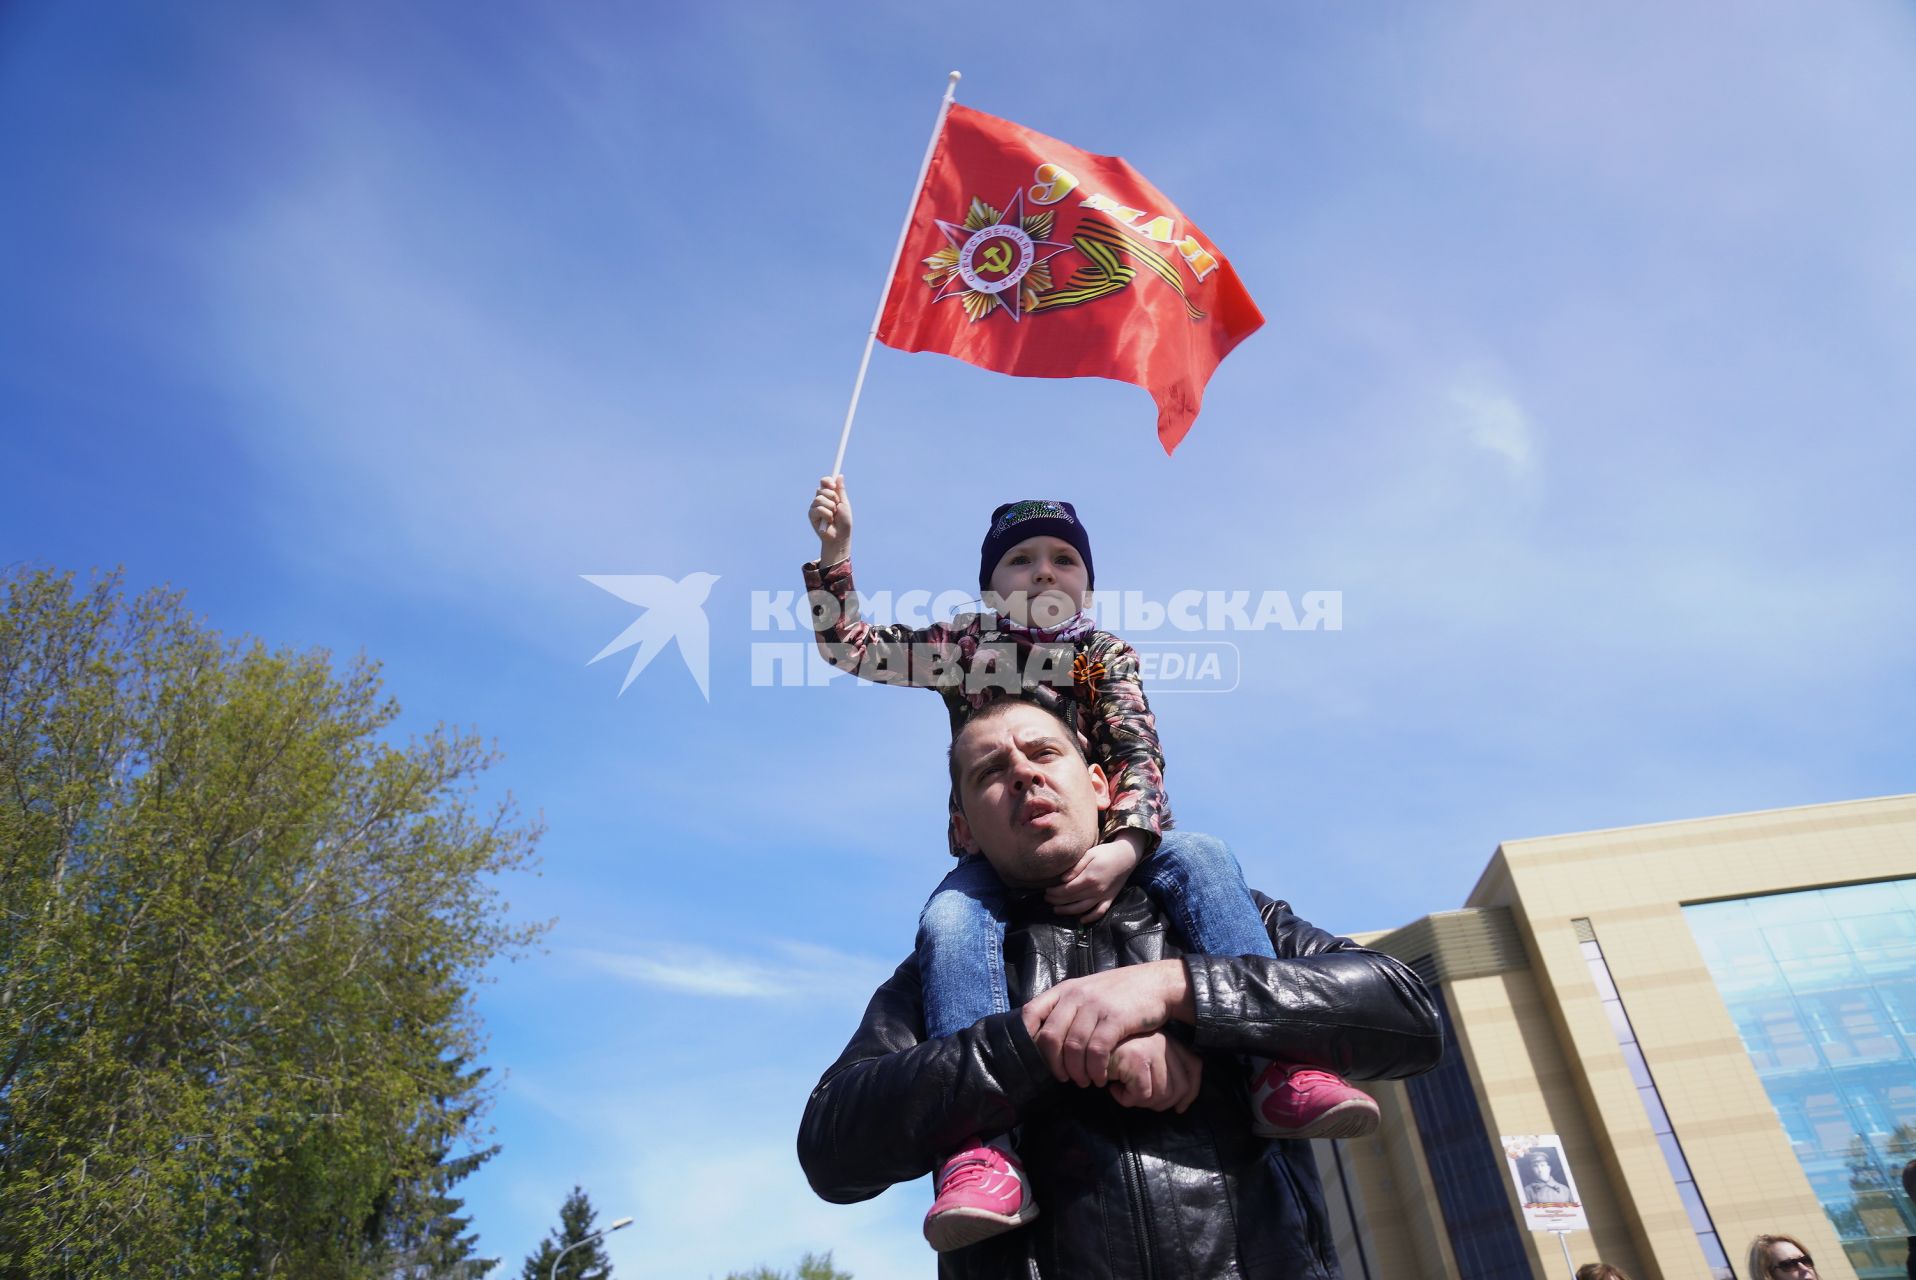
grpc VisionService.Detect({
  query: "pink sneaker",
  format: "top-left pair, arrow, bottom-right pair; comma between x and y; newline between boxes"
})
923,1136 -> 1040,1253
1250,1061 -> 1380,1139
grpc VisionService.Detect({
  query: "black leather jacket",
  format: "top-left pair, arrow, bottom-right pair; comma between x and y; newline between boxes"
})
798,888 -> 1442,1278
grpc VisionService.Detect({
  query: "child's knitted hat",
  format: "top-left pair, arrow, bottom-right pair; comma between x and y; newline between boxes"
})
978,500 -> 1095,593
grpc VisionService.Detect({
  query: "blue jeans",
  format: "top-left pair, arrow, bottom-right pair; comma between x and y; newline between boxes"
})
916,830 -> 1275,1040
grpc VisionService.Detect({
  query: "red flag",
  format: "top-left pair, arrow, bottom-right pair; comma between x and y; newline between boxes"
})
877,103 -> 1264,455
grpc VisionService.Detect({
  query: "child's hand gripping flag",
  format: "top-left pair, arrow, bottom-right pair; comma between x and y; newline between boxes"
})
877,103 -> 1264,455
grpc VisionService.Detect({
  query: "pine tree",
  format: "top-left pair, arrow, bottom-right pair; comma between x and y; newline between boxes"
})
520,1187 -> 613,1280
363,1055 -> 501,1277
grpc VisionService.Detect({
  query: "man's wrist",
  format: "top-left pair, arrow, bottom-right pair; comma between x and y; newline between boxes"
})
1158,958 -> 1195,1025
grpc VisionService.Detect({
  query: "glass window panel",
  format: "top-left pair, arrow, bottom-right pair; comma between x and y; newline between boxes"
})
1845,1081 -> 1895,1136
1858,1194 -> 1912,1239
1713,957 -> 1790,1003
1826,882 -> 1911,917
1876,977 -> 1916,1040
1768,919 -> 1850,963
1620,1040 -> 1653,1088
1774,1095 -> 1817,1151
1656,1130 -> 1692,1181
1734,995 -> 1818,1073
1676,1180 -> 1715,1237
1688,909 -> 1771,969
1855,1237 -> 1916,1271
1603,997 -> 1635,1045
1782,954 -> 1868,1000
1844,1240 -> 1889,1274
1638,1085 -> 1673,1135
1748,891 -> 1835,928
1686,929 -> 1729,968
1585,955 -> 1618,1001
1880,1079 -> 1916,1142
1801,988 -> 1899,1064
1808,1160 -> 1869,1205
1842,910 -> 1916,959
1798,1087 -> 1860,1158
1700,1232 -> 1730,1269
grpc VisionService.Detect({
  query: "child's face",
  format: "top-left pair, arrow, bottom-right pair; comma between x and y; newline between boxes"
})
987,535 -> 1090,628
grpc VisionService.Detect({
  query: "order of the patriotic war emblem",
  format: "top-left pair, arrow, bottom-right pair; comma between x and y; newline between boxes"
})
923,185 -> 1209,325
924,189 -> 1070,323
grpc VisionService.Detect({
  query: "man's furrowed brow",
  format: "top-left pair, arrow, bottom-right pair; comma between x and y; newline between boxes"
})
964,743 -> 1010,784
1014,728 -> 1071,757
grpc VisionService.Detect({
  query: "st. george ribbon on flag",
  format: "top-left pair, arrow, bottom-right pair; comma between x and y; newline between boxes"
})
874,99 -> 1264,455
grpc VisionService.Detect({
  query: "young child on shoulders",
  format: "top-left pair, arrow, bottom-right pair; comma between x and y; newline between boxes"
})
803,475 -> 1378,1254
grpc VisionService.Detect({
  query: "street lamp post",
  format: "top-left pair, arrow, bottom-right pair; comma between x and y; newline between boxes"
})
549,1215 -> 633,1280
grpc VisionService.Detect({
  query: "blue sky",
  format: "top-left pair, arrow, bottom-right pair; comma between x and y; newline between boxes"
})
5,2 -> 1914,1274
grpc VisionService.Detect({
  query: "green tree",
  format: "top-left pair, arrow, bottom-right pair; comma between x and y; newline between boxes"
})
724,1253 -> 852,1280
362,1055 -> 502,1277
0,568 -> 543,1277
519,1186 -> 613,1280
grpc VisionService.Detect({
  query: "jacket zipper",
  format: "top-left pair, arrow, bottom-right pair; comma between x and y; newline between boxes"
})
1118,1115 -> 1159,1279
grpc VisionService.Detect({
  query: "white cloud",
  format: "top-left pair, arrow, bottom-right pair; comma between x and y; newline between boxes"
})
604,1136 -> 926,1280
1451,381 -> 1535,475
494,1057 -> 931,1277
573,941 -> 892,1001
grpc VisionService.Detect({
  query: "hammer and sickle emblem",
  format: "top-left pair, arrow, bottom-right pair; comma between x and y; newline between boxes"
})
979,242 -> 1014,276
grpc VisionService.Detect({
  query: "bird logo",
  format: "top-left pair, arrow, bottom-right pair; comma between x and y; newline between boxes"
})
582,572 -> 720,700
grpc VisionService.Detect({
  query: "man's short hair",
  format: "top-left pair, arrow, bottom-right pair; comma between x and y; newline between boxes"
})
946,697 -> 1086,807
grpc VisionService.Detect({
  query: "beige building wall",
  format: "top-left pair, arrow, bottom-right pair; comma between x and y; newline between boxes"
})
1316,1078 -> 1458,1280
1332,794 -> 1916,1280
1443,964 -> 1655,1277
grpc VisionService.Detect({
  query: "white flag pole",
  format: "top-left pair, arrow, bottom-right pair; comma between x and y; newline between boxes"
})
1554,1231 -> 1576,1279
830,69 -> 961,477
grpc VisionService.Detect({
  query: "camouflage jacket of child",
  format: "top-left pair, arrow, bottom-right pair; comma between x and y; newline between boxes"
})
802,556 -> 1171,857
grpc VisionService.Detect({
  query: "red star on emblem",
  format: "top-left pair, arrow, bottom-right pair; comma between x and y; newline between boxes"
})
929,188 -> 1073,324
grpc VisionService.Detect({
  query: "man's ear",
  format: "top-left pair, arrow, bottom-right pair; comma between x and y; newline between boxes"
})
1087,761 -> 1111,811
951,807 -> 980,854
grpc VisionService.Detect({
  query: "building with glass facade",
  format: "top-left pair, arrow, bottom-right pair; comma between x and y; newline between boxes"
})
1317,795 -> 1916,1280
1687,882 -> 1916,1277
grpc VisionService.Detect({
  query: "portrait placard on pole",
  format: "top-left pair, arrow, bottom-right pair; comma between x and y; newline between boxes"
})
1501,1134 -> 1590,1232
